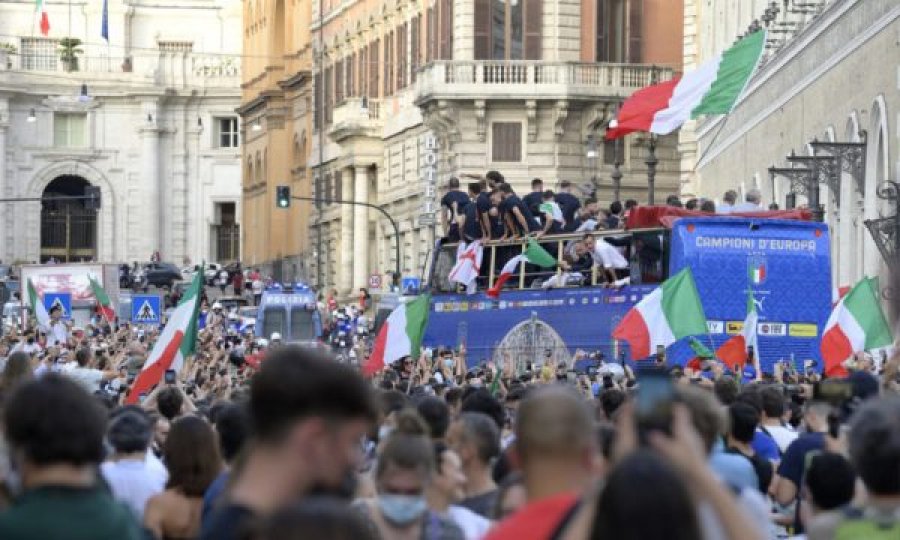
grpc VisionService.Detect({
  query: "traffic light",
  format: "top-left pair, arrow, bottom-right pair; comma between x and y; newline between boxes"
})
84,185 -> 101,210
276,185 -> 291,208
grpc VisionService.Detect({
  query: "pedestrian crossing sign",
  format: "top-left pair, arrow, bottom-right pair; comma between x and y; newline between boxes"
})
131,294 -> 161,324
43,293 -> 72,320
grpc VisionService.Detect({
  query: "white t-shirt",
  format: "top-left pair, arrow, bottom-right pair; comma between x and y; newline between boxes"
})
447,505 -> 493,540
47,320 -> 69,347
762,424 -> 798,454
592,240 -> 629,269
731,202 -> 763,213
251,280 -> 264,295
65,366 -> 104,393
101,458 -> 167,520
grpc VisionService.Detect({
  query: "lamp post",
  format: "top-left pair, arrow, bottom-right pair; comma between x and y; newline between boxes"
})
784,151 -> 835,222
645,136 -> 658,205
768,164 -> 818,220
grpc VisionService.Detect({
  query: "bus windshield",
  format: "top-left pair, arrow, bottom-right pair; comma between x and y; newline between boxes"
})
261,307 -> 286,339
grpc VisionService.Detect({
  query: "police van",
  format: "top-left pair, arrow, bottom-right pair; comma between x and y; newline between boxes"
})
255,285 -> 323,345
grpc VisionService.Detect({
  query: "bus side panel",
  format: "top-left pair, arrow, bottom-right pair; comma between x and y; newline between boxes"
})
423,286 -> 653,368
668,218 -> 832,372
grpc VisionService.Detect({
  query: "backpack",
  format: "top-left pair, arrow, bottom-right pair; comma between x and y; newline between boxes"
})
834,507 -> 900,540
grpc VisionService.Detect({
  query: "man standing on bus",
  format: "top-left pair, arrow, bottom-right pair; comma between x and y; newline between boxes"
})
492,184 -> 541,239
440,177 -> 470,242
523,178 -> 544,217
456,183 -> 484,243
732,189 -> 764,213
556,181 -> 582,232
537,191 -> 564,236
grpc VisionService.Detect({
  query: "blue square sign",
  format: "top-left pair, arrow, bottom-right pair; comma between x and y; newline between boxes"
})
43,292 -> 72,320
401,277 -> 421,295
131,294 -> 162,324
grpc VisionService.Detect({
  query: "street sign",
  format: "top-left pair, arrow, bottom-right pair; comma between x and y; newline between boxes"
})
368,274 -> 382,289
401,277 -> 421,295
43,292 -> 72,320
131,294 -> 162,324
418,214 -> 436,227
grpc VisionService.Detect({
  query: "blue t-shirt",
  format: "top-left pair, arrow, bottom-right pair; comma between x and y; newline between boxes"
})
777,432 -> 825,490
201,470 -> 230,529
709,439 -> 757,492
751,429 -> 781,462
555,192 -> 581,232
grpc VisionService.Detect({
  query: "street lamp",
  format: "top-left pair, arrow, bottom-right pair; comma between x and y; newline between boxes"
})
645,136 -> 658,205
864,180 -> 900,275
768,163 -> 819,220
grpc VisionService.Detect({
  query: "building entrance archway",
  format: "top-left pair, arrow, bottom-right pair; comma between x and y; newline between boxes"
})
40,175 -> 98,262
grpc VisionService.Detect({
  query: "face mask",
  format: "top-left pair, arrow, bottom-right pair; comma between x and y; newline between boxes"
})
378,493 -> 427,526
378,424 -> 393,442
443,358 -> 454,369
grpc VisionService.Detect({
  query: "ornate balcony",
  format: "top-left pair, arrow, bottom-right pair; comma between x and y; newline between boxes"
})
329,97 -> 384,141
415,60 -> 673,104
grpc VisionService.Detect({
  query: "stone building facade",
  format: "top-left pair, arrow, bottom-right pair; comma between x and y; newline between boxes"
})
688,0 -> 899,291
0,0 -> 243,265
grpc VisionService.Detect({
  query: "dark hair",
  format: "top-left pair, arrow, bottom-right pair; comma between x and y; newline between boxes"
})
376,409 -> 434,480
609,201 -> 623,215
378,390 -> 409,418
665,195 -> 683,208
214,402 -> 251,463
250,346 -> 376,442
560,180 -> 572,189
485,170 -> 505,185
728,402 -> 759,444
4,374 -> 106,466
448,177 -> 460,189
735,387 -> 763,413
107,407 -> 153,453
49,305 -> 61,315
251,497 -> 377,540
416,396 -> 450,439
684,198 -> 699,210
456,412 -> 500,464
468,182 -> 482,195
599,389 -> 625,420
445,387 -> 464,408
531,178 -> 543,187
542,190 -> 555,200
164,415 -> 223,497
157,387 -> 183,421
625,199 -> 638,209
498,183 -> 513,195
590,451 -> 700,540
723,190 -> 738,204
805,453 -> 856,510
760,386 -> 785,418
75,347 -> 92,367
700,200 -> 716,213
714,377 -> 739,405
461,389 -> 505,430
848,398 -> 900,496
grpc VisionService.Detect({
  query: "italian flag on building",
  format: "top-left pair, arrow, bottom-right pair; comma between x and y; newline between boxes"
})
363,294 -> 431,377
35,0 -> 50,36
27,278 -> 50,329
89,275 -> 116,323
126,269 -> 203,404
612,268 -> 708,360
820,277 -> 892,377
606,30 -> 765,139
486,238 -> 557,299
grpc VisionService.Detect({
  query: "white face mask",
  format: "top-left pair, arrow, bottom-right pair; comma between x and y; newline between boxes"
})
378,424 -> 394,442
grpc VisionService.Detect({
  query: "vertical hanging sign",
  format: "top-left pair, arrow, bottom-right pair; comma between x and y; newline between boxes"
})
419,133 -> 438,226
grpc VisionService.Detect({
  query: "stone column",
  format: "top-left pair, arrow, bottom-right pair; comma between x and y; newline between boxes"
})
838,169 -> 854,287
352,165 -> 369,292
139,121 -> 161,260
339,168 -> 354,295
0,116 -> 7,261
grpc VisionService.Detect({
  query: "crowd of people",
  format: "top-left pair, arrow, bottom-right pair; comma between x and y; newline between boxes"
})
0,310 -> 899,540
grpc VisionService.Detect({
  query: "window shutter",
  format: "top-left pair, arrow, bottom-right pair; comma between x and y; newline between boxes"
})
595,0 -> 606,61
369,40 -> 379,98
473,0 -> 490,60
383,33 -> 392,96
397,23 -> 407,89
358,48 -> 367,97
491,123 -> 523,162
347,53 -> 356,97
426,7 -> 435,62
524,0 -> 542,60
334,170 -> 342,201
335,59 -> 344,104
324,65 -> 333,123
410,15 -> 420,83
313,72 -> 323,129
440,0 -> 454,59
628,0 -> 642,63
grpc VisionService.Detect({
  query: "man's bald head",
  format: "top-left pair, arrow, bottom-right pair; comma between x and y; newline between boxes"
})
516,386 -> 594,463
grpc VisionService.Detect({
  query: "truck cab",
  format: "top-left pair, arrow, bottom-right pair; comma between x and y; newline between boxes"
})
255,288 -> 323,345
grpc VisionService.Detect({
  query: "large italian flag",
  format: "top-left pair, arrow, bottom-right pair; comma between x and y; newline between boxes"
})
486,238 -> 556,298
126,269 -> 203,403
363,294 -> 430,377
606,30 -> 765,139
820,277 -> 892,377
35,0 -> 50,36
612,268 -> 708,360
26,278 -> 50,329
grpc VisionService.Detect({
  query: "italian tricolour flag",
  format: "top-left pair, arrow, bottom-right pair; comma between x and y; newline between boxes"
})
606,30 -> 765,139
612,268 -> 708,360
716,291 -> 759,370
35,0 -> 50,36
89,274 -> 116,323
363,294 -> 430,377
27,278 -> 50,329
820,277 -> 892,377
486,238 -> 556,298
126,269 -> 203,403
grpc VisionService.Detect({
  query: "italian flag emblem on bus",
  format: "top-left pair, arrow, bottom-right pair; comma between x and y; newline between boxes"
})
748,257 -> 766,285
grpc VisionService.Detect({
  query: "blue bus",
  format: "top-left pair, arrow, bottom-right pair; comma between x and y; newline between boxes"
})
256,287 -> 323,345
422,208 -> 831,373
